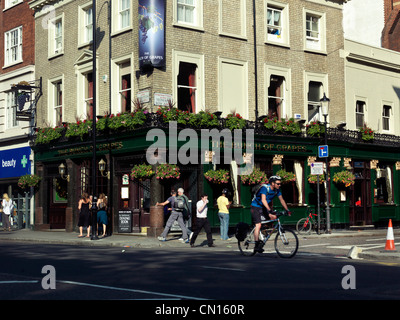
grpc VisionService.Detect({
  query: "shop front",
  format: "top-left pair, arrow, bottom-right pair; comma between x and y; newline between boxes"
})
33,117 -> 400,234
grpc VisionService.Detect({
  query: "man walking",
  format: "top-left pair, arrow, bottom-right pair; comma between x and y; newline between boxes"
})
190,194 -> 215,247
156,188 -> 191,243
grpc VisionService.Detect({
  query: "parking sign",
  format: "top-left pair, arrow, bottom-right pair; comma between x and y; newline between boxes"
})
318,145 -> 328,158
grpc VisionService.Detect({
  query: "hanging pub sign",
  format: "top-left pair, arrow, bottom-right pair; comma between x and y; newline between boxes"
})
138,0 -> 165,68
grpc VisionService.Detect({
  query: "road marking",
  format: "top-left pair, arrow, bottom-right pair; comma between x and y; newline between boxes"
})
366,238 -> 386,242
58,280 -> 208,300
201,266 -> 245,272
301,243 -> 331,248
0,281 -> 39,284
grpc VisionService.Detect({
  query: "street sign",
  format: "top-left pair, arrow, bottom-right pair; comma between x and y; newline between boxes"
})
311,162 -> 324,175
318,145 -> 328,158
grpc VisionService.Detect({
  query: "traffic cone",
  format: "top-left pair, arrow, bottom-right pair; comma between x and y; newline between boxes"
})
384,219 -> 396,251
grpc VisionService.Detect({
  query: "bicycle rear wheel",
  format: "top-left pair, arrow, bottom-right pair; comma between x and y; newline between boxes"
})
296,218 -> 312,235
238,228 -> 257,256
274,229 -> 299,258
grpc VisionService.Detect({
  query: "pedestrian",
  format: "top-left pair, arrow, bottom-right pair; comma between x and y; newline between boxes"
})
1,193 -> 13,231
156,188 -> 191,243
217,188 -> 231,240
190,194 -> 215,247
97,193 -> 108,237
77,192 -> 91,238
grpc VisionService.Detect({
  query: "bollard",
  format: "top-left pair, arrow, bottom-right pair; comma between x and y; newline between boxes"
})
147,205 -> 164,238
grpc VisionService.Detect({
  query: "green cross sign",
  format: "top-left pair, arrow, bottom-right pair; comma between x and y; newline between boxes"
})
21,155 -> 28,168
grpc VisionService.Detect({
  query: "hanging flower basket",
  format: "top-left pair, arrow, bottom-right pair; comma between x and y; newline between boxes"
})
35,126 -> 64,144
333,170 -> 355,188
307,174 -> 327,184
225,113 -> 246,130
359,124 -> 374,141
306,121 -> 325,137
155,164 -> 180,180
204,169 -> 230,184
240,168 -> 268,185
263,117 -> 301,135
18,174 -> 41,189
276,169 -> 296,184
65,119 -> 93,141
130,164 -> 155,181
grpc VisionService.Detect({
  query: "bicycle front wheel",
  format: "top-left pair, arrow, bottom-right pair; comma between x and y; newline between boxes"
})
296,218 -> 312,235
274,229 -> 299,258
238,228 -> 257,256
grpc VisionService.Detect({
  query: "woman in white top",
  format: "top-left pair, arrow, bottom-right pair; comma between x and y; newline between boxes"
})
2,193 -> 12,231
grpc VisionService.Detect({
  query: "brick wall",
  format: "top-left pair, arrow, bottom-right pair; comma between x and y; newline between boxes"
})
0,0 -> 35,74
32,0 -> 346,127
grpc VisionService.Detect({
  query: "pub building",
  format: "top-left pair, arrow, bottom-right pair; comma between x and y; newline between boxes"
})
32,118 -> 400,235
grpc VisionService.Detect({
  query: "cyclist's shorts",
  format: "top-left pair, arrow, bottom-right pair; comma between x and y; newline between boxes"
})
251,206 -> 268,224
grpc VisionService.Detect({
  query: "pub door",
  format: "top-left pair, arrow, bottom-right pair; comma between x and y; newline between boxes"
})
350,161 -> 372,226
46,164 -> 68,229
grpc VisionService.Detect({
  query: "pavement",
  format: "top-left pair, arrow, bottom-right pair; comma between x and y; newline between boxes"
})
0,227 -> 399,261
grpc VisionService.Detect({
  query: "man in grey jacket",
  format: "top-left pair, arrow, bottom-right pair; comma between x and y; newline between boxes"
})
156,188 -> 191,242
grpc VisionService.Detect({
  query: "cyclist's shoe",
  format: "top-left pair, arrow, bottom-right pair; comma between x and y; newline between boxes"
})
254,241 -> 264,253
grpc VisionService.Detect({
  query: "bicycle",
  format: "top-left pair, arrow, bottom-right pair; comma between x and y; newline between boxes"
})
237,210 -> 299,258
296,206 -> 326,235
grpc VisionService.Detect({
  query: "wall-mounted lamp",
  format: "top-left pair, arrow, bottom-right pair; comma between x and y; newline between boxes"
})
58,163 -> 70,182
99,159 -> 110,179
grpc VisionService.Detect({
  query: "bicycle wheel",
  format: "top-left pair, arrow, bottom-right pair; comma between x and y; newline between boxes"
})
296,218 -> 312,235
274,228 -> 299,258
238,228 -> 257,256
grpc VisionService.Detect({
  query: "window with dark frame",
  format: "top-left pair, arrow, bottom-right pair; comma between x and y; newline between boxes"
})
177,62 -> 197,113
268,75 -> 284,119
382,105 -> 391,131
355,100 -> 365,128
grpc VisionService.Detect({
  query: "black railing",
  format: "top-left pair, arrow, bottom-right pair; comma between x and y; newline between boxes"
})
34,113 -> 400,149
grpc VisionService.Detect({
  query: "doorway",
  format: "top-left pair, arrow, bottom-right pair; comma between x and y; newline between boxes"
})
350,161 -> 372,226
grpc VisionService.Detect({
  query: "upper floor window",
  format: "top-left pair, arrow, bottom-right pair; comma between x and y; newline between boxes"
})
119,0 -> 131,29
304,10 -> 326,53
174,0 -> 203,29
4,26 -> 22,67
4,0 -> 23,10
382,105 -> 392,132
355,100 -> 365,129
112,0 -> 131,34
307,81 -> 323,122
48,15 -> 64,57
268,75 -> 285,119
6,92 -> 18,129
78,3 -> 93,46
266,1 -> 289,46
84,7 -> 93,43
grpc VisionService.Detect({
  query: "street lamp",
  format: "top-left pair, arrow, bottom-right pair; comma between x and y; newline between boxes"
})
320,93 -> 331,233
58,163 -> 70,182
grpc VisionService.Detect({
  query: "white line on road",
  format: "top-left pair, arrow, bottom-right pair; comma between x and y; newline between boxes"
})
0,281 -> 39,284
57,280 -> 208,300
201,266 -> 246,272
301,243 -> 331,248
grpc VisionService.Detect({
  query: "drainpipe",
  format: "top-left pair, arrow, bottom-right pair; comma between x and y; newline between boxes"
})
253,0 -> 259,122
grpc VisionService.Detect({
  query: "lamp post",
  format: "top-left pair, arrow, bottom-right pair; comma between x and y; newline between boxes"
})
91,0 -> 98,240
320,93 -> 331,233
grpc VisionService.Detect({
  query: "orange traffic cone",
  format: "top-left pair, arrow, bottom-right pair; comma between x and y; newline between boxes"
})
384,219 -> 396,251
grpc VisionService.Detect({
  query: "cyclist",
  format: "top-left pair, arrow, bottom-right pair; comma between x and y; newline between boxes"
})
250,175 -> 290,253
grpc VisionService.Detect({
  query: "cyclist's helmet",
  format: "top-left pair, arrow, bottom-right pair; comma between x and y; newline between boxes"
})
268,175 -> 282,184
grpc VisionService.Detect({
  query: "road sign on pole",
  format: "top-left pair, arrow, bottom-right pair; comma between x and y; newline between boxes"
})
318,145 -> 328,158
311,162 -> 324,175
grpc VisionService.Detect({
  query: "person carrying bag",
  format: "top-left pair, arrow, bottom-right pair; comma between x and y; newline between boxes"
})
2,193 -> 13,231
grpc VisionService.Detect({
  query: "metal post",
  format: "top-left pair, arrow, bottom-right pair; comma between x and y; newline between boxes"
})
91,0 -> 98,240
324,114 -> 331,233
317,175 -> 320,235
